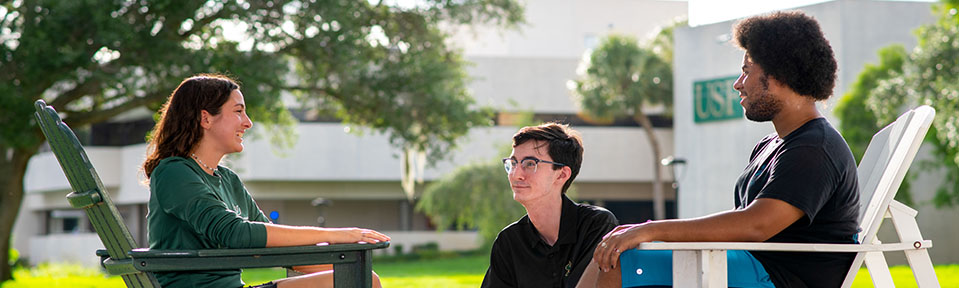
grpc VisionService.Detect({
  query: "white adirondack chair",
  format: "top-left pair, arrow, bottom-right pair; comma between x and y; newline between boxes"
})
637,106 -> 939,287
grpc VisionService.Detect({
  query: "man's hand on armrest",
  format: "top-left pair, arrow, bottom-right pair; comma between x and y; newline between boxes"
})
592,198 -> 804,271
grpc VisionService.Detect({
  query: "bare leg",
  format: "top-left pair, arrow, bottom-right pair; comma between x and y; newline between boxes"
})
274,270 -> 382,288
273,269 -> 332,288
576,259 -> 600,288
596,265 -> 621,288
292,264 -> 333,274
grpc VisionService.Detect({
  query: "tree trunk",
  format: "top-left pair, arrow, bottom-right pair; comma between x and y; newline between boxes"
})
634,113 -> 665,220
0,144 -> 39,283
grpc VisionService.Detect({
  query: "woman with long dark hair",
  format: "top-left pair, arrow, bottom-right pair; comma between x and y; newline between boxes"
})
143,74 -> 389,288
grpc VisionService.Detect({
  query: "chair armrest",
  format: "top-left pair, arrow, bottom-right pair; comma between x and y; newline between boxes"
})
637,240 -> 931,252
97,249 -> 141,276
128,242 -> 389,272
639,240 -> 932,288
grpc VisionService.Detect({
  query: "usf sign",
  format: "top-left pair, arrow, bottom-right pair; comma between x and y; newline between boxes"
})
693,75 -> 743,123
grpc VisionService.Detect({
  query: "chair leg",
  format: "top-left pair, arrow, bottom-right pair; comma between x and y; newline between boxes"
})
332,250 -> 374,288
904,249 -> 938,288
864,251 -> 894,287
888,203 -> 940,287
673,250 -> 727,288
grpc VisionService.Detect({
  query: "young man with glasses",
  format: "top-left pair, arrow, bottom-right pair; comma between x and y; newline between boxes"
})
481,122 -> 619,288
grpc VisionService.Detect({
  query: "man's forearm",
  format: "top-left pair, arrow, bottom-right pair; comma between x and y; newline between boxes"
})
642,210 -> 770,242
641,198 -> 804,243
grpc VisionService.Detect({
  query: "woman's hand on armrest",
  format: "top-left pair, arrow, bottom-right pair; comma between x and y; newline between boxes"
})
264,223 -> 391,247
323,227 -> 391,244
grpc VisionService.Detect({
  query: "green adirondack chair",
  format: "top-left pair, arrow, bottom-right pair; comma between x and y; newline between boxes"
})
34,100 -> 388,288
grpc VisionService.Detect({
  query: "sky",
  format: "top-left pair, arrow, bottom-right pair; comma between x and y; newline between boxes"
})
687,0 -> 830,26
378,0 -> 834,26
687,0 -> 936,26
373,0 -> 935,27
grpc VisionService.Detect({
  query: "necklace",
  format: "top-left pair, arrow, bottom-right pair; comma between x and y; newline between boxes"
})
191,153 -> 216,173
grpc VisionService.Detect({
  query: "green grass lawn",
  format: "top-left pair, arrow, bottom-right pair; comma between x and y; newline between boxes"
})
3,255 -> 958,288
239,253 -> 491,287
374,254 -> 490,288
851,264 -> 959,287
2,263 -> 127,288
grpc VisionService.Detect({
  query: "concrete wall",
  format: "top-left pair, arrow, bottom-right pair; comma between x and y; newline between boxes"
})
238,124 -> 674,183
28,234 -> 103,268
454,0 -> 687,113
451,0 -> 687,59
21,124 -> 673,195
673,0 -> 958,265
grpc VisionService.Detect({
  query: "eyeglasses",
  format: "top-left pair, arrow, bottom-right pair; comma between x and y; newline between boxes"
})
502,157 -> 567,174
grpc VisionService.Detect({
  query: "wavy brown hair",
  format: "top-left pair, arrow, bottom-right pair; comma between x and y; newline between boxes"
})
512,122 -> 584,193
143,74 -> 239,178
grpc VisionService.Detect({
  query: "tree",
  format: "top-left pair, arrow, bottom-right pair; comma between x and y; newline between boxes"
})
834,45 -> 915,205
837,0 -> 959,208
415,110 -> 535,246
415,143 -> 585,247
835,45 -> 908,160
568,30 -> 675,220
415,157 -> 527,246
0,0 -> 523,281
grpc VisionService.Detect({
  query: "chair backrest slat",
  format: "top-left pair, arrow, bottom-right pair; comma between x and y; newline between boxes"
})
856,106 -> 933,244
840,106 -> 935,287
856,117 -> 902,231
856,126 -> 892,218
34,100 -> 159,287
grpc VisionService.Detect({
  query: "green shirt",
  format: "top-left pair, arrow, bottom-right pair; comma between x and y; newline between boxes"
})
147,156 -> 269,287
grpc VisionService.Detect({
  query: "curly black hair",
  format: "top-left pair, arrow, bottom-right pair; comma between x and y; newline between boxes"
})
734,11 -> 837,100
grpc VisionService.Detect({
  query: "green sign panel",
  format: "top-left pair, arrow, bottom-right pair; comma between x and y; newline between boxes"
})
693,75 -> 744,123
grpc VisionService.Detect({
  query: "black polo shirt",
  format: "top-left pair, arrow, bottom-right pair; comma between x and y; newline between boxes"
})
482,195 -> 618,288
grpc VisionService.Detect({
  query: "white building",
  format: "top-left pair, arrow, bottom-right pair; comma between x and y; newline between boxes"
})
15,0 -> 687,267
673,0 -> 959,265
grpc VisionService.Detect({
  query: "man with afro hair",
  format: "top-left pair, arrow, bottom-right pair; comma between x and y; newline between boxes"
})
578,11 -> 859,288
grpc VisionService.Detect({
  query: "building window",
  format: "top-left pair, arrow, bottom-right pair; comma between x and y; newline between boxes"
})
62,218 -> 78,233
47,210 -> 91,234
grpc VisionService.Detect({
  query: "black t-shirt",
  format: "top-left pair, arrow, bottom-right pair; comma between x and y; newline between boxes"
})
481,195 -> 618,288
734,118 -> 860,288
